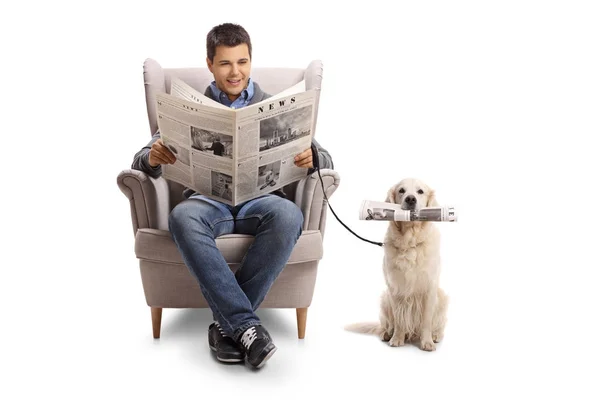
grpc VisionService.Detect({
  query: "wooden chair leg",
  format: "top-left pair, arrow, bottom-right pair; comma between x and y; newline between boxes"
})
151,307 -> 162,339
296,307 -> 308,339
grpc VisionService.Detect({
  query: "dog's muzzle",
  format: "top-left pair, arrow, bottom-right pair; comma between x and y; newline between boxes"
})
403,195 -> 417,210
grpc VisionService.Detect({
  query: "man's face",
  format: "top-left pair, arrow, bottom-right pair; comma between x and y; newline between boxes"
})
207,44 -> 251,102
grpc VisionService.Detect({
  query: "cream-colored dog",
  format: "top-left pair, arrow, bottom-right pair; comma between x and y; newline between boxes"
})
345,178 -> 448,351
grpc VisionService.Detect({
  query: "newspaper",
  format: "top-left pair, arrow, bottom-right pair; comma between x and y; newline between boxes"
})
359,200 -> 457,222
155,78 -> 317,206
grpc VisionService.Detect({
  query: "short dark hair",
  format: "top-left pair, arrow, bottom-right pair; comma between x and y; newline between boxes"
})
206,23 -> 252,62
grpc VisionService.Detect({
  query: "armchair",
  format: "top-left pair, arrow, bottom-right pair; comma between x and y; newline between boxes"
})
117,58 -> 340,339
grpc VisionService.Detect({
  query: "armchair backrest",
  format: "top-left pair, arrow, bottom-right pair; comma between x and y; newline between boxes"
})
142,58 -> 323,208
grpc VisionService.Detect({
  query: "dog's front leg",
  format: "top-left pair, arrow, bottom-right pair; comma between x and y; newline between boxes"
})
388,325 -> 406,347
379,292 -> 394,342
388,295 -> 407,347
419,288 -> 437,351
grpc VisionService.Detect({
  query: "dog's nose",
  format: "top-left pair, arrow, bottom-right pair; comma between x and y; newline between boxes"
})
405,195 -> 417,205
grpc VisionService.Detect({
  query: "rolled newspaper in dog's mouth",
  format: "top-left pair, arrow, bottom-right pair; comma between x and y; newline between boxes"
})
359,200 -> 457,222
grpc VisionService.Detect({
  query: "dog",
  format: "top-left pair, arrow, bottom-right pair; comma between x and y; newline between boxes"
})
345,178 -> 448,351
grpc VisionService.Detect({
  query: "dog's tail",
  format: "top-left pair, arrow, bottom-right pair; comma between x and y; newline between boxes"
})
344,322 -> 382,335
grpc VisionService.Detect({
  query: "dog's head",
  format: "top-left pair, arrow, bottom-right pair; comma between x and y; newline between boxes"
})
385,178 -> 438,211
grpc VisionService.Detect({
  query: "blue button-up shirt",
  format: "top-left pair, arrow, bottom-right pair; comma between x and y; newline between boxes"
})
209,78 -> 255,109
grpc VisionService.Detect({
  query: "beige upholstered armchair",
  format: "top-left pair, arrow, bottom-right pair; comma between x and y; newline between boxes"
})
117,58 -> 340,340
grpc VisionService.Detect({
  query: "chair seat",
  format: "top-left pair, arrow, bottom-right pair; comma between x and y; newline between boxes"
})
135,228 -> 323,265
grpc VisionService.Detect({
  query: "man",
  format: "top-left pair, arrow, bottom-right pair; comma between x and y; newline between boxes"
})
206,137 -> 225,156
131,23 -> 334,369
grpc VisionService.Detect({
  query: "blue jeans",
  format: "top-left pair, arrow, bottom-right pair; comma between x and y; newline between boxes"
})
168,194 -> 304,341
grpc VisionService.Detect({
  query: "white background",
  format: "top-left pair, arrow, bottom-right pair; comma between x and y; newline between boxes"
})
2,0 -> 599,398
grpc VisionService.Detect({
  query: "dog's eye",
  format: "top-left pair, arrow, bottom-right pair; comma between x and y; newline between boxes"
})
417,189 -> 424,195
398,188 -> 405,194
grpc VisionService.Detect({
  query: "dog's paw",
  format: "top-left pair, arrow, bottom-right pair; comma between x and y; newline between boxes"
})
380,331 -> 392,342
388,335 -> 406,347
420,339 -> 436,351
432,333 -> 443,343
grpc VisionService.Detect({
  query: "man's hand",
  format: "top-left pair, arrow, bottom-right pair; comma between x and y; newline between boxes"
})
149,139 -> 177,167
294,148 -> 313,169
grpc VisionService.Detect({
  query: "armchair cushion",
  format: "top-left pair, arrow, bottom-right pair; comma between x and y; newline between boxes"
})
135,229 -> 323,265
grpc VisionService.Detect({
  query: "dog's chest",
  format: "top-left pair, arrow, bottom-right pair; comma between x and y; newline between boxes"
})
385,225 -> 438,267
388,241 -> 426,270
383,226 -> 439,293
384,243 -> 434,294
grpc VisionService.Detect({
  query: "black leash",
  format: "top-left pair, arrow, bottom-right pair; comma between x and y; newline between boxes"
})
315,166 -> 383,247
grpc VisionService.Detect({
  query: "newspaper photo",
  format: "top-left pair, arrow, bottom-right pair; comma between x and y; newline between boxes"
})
155,78 -> 318,206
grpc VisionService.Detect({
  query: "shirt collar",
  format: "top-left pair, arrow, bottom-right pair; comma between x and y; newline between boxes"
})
209,78 -> 254,107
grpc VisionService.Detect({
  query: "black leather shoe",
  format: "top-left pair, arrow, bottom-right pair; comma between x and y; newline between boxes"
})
208,323 -> 244,363
237,325 -> 277,368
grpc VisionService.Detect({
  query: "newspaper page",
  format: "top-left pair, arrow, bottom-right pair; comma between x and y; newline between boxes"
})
155,92 -> 237,205
232,88 -> 318,204
170,78 -> 230,110
155,78 -> 316,206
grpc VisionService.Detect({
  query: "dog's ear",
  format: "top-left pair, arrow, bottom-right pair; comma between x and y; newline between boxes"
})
385,187 -> 396,203
427,190 -> 439,207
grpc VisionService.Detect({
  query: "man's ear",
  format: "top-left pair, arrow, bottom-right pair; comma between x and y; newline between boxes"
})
206,57 -> 214,73
427,190 -> 439,207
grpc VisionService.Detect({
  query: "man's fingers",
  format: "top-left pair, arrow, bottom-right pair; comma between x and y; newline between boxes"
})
295,159 -> 313,168
295,149 -> 311,160
158,143 -> 177,163
295,153 -> 312,163
294,149 -> 313,168
296,155 -> 312,162
150,153 -> 170,166
160,148 -> 177,163
153,144 -> 177,163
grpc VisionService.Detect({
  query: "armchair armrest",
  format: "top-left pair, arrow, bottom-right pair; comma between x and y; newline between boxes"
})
294,168 -> 340,234
117,169 -> 171,235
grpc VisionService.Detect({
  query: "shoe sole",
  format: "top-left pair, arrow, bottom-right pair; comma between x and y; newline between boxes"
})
253,346 -> 277,369
209,345 -> 244,363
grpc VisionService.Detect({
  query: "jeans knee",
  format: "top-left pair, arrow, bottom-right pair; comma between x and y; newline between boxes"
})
168,200 -> 213,235
169,202 -> 191,234
270,199 -> 304,234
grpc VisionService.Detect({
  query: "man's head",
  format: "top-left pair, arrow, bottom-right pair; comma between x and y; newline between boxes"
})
206,23 -> 252,102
